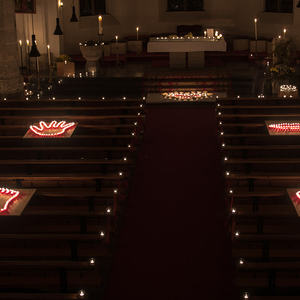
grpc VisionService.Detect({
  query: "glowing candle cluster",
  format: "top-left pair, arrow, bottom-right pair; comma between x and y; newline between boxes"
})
280,85 -> 298,92
162,91 -> 213,101
268,122 -> 300,133
0,188 -> 20,214
29,120 -> 76,137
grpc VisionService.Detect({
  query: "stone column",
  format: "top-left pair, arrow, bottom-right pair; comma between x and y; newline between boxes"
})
0,0 -> 23,96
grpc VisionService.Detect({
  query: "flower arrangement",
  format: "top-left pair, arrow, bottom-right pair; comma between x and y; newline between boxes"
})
270,64 -> 296,83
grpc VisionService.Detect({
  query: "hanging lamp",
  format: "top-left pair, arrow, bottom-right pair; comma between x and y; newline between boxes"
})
29,15 -> 40,57
70,0 -> 78,22
54,18 -> 63,35
29,34 -> 40,57
54,1 -> 63,35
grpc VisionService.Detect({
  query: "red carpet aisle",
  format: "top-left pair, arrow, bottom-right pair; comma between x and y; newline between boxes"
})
105,104 -> 236,300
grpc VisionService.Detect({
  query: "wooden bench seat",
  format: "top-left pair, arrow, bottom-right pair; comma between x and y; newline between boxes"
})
36,187 -> 119,197
226,158 -> 300,164
230,188 -> 286,197
235,204 -> 294,217
0,233 -> 102,240
0,241 -> 109,259
239,261 -> 300,270
0,105 -> 144,112
0,173 -> 126,181
219,105 -> 300,109
0,134 -> 137,140
0,260 -> 93,269
0,293 -> 79,299
236,234 -> 300,241
23,207 -> 109,217
0,115 -> 145,121
219,114 -> 300,119
228,173 -> 300,181
224,145 -> 300,150
251,297 -> 300,300
0,158 -> 132,165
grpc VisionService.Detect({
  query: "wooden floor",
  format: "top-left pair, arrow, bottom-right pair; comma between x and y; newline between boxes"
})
218,97 -> 300,299
0,98 -> 145,299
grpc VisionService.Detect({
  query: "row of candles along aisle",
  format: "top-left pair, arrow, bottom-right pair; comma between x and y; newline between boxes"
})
217,96 -> 300,300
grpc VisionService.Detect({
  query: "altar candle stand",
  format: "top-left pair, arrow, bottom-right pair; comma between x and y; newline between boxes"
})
47,45 -> 51,68
19,40 -> 24,72
136,27 -> 139,41
26,39 -> 30,73
115,35 -> 119,65
283,28 -> 287,39
254,18 -> 258,54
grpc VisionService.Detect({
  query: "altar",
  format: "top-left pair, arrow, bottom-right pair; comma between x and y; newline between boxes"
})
147,36 -> 227,68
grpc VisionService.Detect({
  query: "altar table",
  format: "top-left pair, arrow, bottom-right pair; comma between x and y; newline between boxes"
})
147,37 -> 227,68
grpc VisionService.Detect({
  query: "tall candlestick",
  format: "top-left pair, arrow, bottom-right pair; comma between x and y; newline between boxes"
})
115,35 -> 118,44
19,40 -> 23,70
136,27 -> 139,41
204,30 -> 207,38
26,39 -> 30,72
254,18 -> 258,41
47,45 -> 51,68
98,16 -> 103,35
283,28 -> 287,39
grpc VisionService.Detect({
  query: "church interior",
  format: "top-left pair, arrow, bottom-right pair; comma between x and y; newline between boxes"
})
2,0 -> 300,299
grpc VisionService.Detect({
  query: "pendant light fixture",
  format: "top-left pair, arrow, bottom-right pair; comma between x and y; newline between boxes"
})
54,18 -> 63,35
70,0 -> 78,22
54,0 -> 63,35
29,15 -> 40,57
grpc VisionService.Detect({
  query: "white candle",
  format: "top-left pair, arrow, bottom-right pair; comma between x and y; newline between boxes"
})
19,40 -> 23,68
98,16 -> 103,35
47,45 -> 51,67
254,18 -> 258,41
283,28 -> 287,39
204,30 -> 207,38
136,26 -> 139,41
115,35 -> 118,44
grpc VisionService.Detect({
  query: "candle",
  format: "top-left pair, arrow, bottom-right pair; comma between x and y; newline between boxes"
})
115,35 -> 118,44
19,40 -> 23,70
47,45 -> 51,67
204,30 -> 207,38
98,16 -> 103,35
283,28 -> 287,39
136,26 -> 139,41
254,18 -> 258,40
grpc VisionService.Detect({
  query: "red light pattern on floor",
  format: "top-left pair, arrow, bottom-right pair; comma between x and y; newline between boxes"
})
28,121 -> 76,137
0,188 -> 20,214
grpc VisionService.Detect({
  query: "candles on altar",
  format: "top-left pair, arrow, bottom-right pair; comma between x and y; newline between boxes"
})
136,26 -> 139,41
254,18 -> 258,41
47,45 -> 51,68
98,15 -> 103,35
115,35 -> 118,44
204,30 -> 207,38
283,28 -> 287,39
19,40 -> 23,69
